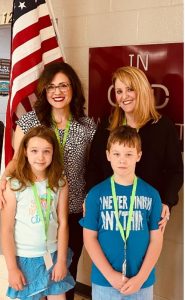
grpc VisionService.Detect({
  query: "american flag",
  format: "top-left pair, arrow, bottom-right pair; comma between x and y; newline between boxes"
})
4,0 -> 63,167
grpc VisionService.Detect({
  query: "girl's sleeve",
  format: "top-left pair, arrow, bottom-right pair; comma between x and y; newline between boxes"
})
8,178 -> 21,201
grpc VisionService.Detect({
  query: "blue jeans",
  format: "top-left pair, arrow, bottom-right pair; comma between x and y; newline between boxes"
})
92,283 -> 153,300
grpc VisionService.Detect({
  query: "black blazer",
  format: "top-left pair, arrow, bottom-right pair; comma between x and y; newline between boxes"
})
86,116 -> 183,210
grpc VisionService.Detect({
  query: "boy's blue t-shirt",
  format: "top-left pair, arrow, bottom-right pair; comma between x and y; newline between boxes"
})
80,177 -> 162,288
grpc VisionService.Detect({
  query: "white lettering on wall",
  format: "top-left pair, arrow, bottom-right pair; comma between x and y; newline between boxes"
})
129,54 -> 149,70
151,84 -> 169,109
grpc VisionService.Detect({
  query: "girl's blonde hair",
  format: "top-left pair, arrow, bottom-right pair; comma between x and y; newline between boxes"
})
10,126 -> 65,191
109,66 -> 160,130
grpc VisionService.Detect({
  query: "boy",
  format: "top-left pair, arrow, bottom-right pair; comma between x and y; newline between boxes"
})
80,125 -> 163,300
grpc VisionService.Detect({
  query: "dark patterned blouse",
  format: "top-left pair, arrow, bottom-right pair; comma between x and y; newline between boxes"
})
17,110 -> 97,214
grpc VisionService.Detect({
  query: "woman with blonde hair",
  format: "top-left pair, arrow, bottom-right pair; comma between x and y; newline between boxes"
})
109,66 -> 160,130
86,66 -> 183,230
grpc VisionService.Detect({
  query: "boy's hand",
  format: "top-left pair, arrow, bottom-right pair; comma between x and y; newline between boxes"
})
0,178 -> 7,209
107,270 -> 128,290
51,261 -> 67,282
8,267 -> 26,290
120,275 -> 143,295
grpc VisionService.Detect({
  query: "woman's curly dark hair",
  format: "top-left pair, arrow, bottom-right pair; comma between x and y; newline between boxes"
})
34,62 -> 86,126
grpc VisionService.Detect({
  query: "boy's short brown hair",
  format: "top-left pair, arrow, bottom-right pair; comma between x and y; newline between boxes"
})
107,125 -> 142,152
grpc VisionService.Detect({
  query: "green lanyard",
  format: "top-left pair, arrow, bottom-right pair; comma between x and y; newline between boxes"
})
53,114 -> 72,161
110,176 -> 137,242
122,117 -> 127,125
122,117 -> 139,132
31,183 -> 51,241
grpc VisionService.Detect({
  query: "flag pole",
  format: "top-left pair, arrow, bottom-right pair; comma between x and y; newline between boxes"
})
46,0 -> 67,62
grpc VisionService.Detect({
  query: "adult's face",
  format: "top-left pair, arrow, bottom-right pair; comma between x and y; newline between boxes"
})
46,72 -> 73,111
114,78 -> 137,115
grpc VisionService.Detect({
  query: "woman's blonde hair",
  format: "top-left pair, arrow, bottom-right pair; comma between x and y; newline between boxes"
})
109,66 -> 160,130
10,126 -> 65,191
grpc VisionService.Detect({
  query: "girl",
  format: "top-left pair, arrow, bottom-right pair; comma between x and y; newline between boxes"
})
1,126 -> 75,300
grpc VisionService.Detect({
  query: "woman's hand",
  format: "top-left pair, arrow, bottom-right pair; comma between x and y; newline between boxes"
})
158,204 -> 170,233
0,177 -> 7,209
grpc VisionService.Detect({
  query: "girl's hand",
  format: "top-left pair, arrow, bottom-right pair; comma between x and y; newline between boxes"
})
8,268 -> 26,291
158,204 -> 170,233
51,261 -> 67,282
120,275 -> 143,295
0,177 -> 7,209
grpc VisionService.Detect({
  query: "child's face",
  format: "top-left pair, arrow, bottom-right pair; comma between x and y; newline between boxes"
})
26,137 -> 53,178
106,142 -> 141,179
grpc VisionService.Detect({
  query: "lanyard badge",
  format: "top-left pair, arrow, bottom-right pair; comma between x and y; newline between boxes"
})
111,176 -> 137,277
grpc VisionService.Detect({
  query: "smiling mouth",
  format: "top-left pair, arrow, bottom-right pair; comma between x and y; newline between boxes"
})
122,100 -> 133,105
53,97 -> 65,102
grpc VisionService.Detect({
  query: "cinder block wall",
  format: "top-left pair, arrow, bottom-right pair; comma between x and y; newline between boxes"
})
0,1 -> 183,299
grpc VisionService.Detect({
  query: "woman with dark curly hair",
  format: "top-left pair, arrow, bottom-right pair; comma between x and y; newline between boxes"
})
0,62 -> 96,300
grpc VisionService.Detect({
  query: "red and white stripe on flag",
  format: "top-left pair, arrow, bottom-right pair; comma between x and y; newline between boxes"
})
4,0 -> 63,167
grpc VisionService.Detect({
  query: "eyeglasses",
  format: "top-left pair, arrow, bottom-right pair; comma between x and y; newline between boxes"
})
46,83 -> 71,94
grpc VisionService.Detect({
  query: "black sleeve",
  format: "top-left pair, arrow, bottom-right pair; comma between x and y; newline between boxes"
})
85,118 -> 112,192
162,117 -> 183,209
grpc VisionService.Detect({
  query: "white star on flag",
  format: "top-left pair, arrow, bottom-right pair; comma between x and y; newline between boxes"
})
18,2 -> 26,10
